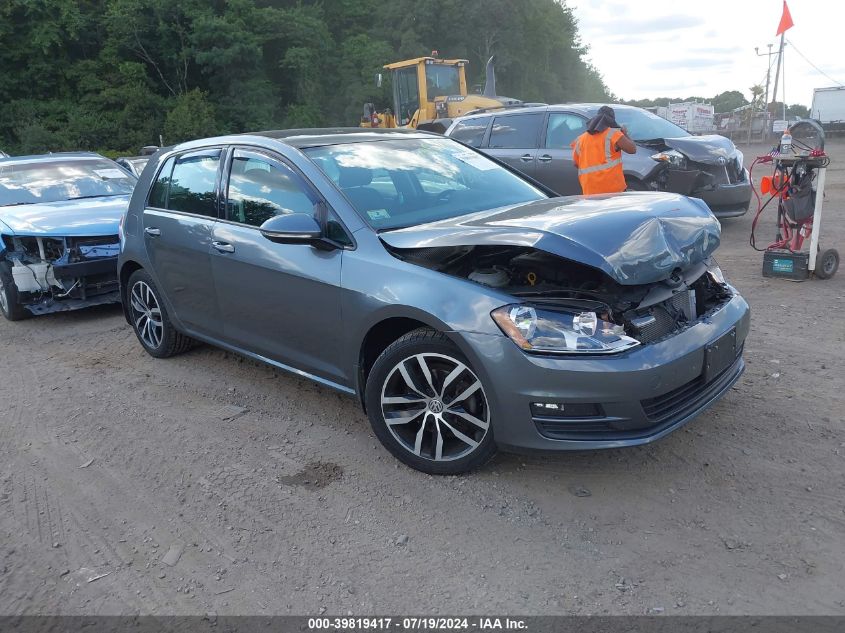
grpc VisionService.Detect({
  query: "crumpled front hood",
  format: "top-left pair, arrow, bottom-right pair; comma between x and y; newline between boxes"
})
0,195 -> 129,236
664,134 -> 739,164
381,192 -> 721,285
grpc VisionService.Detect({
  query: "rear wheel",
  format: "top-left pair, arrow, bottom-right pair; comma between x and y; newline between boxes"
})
365,328 -> 496,474
127,269 -> 193,358
816,248 -> 839,280
0,261 -> 32,321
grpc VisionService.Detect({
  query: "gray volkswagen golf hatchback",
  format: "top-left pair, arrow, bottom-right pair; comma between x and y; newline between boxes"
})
118,129 -> 749,474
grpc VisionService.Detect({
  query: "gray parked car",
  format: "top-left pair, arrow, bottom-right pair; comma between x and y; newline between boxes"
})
445,104 -> 752,217
118,129 -> 749,474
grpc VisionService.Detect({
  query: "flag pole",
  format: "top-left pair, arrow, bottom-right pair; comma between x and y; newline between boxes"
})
770,32 -> 785,118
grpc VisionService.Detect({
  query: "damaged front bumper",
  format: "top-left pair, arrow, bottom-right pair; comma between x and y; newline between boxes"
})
2,235 -> 120,315
455,290 -> 750,453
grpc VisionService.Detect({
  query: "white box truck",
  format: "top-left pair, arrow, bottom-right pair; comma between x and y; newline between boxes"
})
811,86 -> 845,123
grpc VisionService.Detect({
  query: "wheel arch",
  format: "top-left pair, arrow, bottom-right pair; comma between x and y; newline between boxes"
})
357,315 -> 443,410
119,260 -> 144,323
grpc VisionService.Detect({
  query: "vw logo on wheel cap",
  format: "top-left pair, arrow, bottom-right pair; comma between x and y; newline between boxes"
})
428,399 -> 444,413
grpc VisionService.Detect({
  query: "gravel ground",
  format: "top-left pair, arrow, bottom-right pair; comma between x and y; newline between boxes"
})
1,140 -> 843,617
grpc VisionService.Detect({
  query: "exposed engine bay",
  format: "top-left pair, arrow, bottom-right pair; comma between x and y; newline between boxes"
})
1,234 -> 120,315
390,245 -> 732,345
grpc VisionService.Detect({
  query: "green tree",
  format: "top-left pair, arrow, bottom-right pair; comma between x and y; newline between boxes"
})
163,89 -> 217,144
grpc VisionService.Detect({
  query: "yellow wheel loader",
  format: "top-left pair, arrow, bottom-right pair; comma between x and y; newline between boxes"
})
360,54 -> 528,133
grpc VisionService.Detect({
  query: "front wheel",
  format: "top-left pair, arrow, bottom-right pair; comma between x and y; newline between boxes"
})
0,261 -> 32,321
365,328 -> 496,475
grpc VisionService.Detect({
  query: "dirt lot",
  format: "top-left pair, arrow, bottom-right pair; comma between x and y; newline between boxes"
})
1,140 -> 844,617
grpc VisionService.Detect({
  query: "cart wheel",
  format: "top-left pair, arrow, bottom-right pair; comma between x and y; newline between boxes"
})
816,248 -> 839,280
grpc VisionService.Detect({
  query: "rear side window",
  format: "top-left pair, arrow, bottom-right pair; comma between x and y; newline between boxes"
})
545,113 -> 587,149
166,150 -> 221,217
489,114 -> 542,149
148,157 -> 175,208
450,117 -> 491,147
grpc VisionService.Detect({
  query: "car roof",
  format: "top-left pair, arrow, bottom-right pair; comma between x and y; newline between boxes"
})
454,103 -> 649,122
165,128 -> 440,155
0,151 -> 108,165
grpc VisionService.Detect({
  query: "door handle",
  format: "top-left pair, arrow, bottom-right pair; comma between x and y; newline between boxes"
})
144,227 -> 161,237
538,154 -> 553,163
212,241 -> 235,253
519,154 -> 534,162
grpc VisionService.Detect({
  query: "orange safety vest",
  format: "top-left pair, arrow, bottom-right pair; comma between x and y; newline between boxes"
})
571,128 -> 626,195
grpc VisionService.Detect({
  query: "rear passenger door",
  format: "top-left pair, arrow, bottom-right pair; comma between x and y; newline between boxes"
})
143,149 -> 222,336
210,147 -> 348,384
485,113 -> 543,178
534,112 -> 587,196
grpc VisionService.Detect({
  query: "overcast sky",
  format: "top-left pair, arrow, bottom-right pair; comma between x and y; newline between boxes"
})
567,0 -> 845,106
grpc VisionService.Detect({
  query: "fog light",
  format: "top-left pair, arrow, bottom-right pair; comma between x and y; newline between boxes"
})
530,402 -> 601,418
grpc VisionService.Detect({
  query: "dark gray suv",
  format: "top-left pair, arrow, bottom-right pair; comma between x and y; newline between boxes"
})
446,104 -> 752,217
118,129 -> 749,474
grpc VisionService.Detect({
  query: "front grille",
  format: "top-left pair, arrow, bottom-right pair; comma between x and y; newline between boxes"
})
692,159 -> 744,186
642,348 -> 743,424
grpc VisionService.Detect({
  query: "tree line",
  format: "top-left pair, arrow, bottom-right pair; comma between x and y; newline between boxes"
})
0,0 -> 610,155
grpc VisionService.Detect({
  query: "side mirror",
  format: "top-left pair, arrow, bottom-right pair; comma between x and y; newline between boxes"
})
259,213 -> 322,244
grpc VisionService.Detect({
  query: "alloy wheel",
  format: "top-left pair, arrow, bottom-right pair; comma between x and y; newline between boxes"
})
0,276 -> 8,314
380,353 -> 490,462
129,280 -> 163,349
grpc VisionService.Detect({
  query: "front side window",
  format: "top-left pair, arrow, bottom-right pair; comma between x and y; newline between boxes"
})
489,114 -> 542,149
304,137 -> 546,231
167,150 -> 221,217
0,158 -> 135,207
226,150 -> 316,227
449,117 -> 491,148
545,113 -> 587,149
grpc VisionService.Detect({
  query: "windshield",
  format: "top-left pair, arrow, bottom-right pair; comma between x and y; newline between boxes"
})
305,138 -> 546,230
425,65 -> 461,99
614,108 -> 691,141
0,158 -> 135,207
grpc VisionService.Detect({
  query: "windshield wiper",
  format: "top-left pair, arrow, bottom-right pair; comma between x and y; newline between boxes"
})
1,201 -> 35,207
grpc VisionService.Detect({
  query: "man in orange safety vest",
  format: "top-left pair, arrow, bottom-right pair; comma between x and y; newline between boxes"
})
572,106 -> 637,195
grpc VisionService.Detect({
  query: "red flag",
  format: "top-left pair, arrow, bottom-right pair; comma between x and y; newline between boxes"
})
776,0 -> 794,35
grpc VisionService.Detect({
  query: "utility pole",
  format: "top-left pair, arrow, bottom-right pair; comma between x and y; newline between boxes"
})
755,43 -> 774,114
755,43 -> 775,140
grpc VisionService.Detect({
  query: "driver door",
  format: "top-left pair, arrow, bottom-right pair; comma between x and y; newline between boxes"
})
210,147 -> 347,384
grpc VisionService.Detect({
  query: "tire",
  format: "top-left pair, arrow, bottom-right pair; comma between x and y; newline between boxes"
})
0,261 -> 32,321
815,248 -> 839,280
364,328 -> 497,475
126,269 -> 193,358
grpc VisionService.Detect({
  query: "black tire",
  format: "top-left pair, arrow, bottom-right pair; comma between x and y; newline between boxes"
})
815,248 -> 839,280
364,328 -> 497,475
0,261 -> 32,321
126,269 -> 193,358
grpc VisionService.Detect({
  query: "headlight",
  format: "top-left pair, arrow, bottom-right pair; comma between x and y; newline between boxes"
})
651,149 -> 687,168
491,304 -> 640,354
